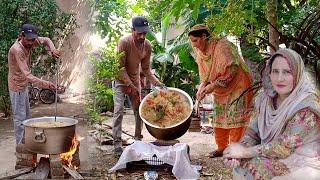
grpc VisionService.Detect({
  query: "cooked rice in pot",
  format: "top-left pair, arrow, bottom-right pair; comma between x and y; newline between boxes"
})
29,121 -> 70,127
141,90 -> 191,127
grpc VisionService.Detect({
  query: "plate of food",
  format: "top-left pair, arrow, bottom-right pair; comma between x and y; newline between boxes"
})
139,87 -> 193,129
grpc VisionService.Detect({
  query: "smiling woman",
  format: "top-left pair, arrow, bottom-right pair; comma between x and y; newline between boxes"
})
223,48 -> 320,180
269,55 -> 294,104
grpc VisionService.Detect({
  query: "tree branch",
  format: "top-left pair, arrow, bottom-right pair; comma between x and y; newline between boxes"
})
299,0 -> 308,6
259,17 -> 283,36
298,9 -> 320,40
283,0 -> 294,10
289,36 -> 320,57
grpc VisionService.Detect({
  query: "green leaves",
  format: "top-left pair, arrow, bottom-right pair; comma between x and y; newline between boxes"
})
191,0 -> 201,21
89,0 -> 320,112
90,49 -> 121,81
155,105 -> 166,121
205,1 -> 256,37
92,0 -> 147,44
86,48 -> 121,119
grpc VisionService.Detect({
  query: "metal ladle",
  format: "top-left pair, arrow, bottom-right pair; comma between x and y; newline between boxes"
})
53,17 -> 77,121
54,58 -> 59,122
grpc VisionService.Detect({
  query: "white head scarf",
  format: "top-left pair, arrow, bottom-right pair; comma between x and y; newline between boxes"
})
257,48 -> 320,143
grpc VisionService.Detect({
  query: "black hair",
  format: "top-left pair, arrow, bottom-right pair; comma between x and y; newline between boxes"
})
188,29 -> 210,38
268,54 -> 284,73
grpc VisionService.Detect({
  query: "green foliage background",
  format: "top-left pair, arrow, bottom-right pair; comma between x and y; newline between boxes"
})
87,0 -> 150,121
86,49 -> 121,122
145,0 -> 320,82
92,0 -> 202,103
89,0 -> 320,120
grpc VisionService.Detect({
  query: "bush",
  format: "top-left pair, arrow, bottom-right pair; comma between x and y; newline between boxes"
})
86,49 -> 121,123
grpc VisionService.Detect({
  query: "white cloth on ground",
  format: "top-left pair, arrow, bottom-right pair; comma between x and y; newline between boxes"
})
109,141 -> 200,179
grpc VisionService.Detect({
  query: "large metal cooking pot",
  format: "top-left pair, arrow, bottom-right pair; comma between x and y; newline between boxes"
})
139,87 -> 193,140
23,116 -> 78,155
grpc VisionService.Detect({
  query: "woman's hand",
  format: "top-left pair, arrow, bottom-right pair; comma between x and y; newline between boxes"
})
203,81 -> 217,94
242,161 -> 263,180
223,143 -> 258,159
196,83 -> 206,101
196,88 -> 206,101
223,158 -> 241,168
197,82 -> 217,101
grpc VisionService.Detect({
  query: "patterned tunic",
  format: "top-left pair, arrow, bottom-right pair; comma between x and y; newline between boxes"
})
240,108 -> 320,179
196,38 -> 254,128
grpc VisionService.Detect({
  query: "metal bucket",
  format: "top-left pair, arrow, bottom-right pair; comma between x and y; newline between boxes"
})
23,116 -> 78,154
139,87 -> 193,140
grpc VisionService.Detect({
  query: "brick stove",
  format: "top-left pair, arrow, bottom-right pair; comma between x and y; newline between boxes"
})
14,140 -> 81,179
15,144 -> 36,170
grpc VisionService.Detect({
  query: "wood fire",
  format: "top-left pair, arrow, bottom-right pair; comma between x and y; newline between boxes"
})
60,136 -> 79,169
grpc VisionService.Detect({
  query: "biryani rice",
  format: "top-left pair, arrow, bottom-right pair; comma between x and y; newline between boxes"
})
141,90 -> 191,127
29,121 -> 70,127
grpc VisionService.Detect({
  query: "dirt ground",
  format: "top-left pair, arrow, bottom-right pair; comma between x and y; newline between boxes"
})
0,102 -> 232,179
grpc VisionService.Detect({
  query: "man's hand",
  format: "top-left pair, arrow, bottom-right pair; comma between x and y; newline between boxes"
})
123,84 -> 139,95
122,83 -> 140,109
57,86 -> 66,94
48,82 -> 56,90
130,84 -> 139,96
51,49 -> 60,59
122,84 -> 140,109
223,143 -> 258,159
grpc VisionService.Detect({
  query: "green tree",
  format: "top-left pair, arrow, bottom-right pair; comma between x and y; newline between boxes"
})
92,0 -> 146,46
92,0 -> 320,104
145,0 -> 320,82
87,0 -> 144,120
86,49 -> 121,122
93,0 -> 202,101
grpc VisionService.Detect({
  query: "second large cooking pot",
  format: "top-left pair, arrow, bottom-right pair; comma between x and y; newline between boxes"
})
23,116 -> 78,154
139,87 -> 193,140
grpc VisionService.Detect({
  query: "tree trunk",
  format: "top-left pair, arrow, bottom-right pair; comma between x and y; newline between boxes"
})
267,0 -> 279,54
